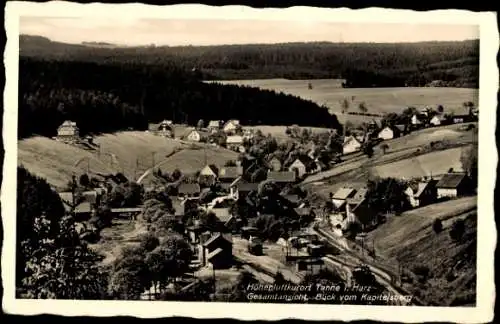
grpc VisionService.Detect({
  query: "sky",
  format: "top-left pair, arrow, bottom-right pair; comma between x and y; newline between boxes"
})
19,16 -> 479,46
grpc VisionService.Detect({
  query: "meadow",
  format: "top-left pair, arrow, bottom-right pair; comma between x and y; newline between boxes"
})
18,131 -> 238,189
212,79 -> 479,125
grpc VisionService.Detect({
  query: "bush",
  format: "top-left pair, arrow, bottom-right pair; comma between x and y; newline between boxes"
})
432,218 -> 443,234
449,219 -> 466,242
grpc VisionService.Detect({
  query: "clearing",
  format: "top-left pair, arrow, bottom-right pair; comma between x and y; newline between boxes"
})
213,79 -> 478,125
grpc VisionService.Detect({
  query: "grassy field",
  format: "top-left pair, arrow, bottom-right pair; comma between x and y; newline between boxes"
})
364,196 -> 477,306
213,79 -> 479,125
18,131 -> 238,188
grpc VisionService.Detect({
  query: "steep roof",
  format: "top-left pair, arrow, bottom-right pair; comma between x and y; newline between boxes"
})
414,179 -> 438,197
343,135 -> 361,147
200,164 -> 219,177
211,208 -> 233,223
282,194 -> 301,205
203,232 -> 233,247
207,247 -> 224,260
267,171 -> 296,183
436,173 -> 467,189
235,181 -> 259,193
332,187 -> 357,200
177,183 -> 201,195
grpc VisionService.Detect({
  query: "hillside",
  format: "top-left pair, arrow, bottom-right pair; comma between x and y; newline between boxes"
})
20,35 -> 479,87
365,197 -> 477,306
17,132 -> 237,188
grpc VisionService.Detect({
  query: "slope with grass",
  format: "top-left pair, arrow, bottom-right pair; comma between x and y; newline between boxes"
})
18,131 -> 238,189
365,197 -> 477,306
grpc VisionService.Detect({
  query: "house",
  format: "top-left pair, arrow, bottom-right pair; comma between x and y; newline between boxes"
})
198,164 -> 219,186
185,129 -> 209,142
411,114 -> 422,126
377,126 -> 400,140
405,179 -> 438,208
331,187 -> 357,210
345,198 -> 373,230
436,173 -> 471,199
342,136 -> 362,155
58,191 -> 97,221
268,156 -> 282,171
210,207 -> 236,230
226,135 -> 244,151
452,115 -> 470,124
267,171 -> 296,184
230,179 -> 259,200
394,124 -> 409,135
294,207 -> 315,222
219,166 -> 243,183
177,183 -> 201,198
223,119 -> 240,134
200,232 -> 233,269
157,120 -> 174,137
57,120 -> 80,142
207,120 -> 222,133
429,115 -> 448,126
288,156 -> 316,178
242,128 -> 254,140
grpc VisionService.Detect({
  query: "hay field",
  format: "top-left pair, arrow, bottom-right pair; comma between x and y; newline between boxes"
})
18,131 -> 237,188
213,79 -> 479,125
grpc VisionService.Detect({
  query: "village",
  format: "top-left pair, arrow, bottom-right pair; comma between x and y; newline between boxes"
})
51,102 -> 478,301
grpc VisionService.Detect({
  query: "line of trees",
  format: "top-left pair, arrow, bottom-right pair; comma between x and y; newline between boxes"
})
20,35 -> 479,87
19,57 -> 340,139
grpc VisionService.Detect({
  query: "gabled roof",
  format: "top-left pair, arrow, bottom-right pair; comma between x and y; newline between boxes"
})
267,171 -> 296,183
394,124 -> 406,132
332,187 -> 357,200
343,135 -> 361,147
294,207 -> 312,216
207,247 -> 224,260
349,188 -> 368,204
59,120 -> 78,128
200,164 -> 219,177
226,135 -> 244,144
208,120 -> 221,128
219,166 -> 243,180
282,194 -> 301,205
235,181 -> 259,193
211,208 -> 233,223
186,129 -> 209,139
292,155 -> 316,169
436,173 -> 467,189
203,232 -> 233,247
223,119 -> 240,128
177,183 -> 201,195
414,179 -> 438,198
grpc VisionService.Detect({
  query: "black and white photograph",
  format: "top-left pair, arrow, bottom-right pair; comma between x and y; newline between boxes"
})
2,2 -> 497,322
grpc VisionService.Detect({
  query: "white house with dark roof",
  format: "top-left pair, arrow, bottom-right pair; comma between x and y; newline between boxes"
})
185,129 -> 209,142
207,120 -> 222,133
223,119 -> 240,134
342,136 -> 362,155
405,179 -> 438,208
377,126 -> 400,140
436,173 -> 470,198
57,120 -> 80,142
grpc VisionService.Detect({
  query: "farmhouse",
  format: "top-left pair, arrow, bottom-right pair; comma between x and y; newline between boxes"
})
210,207 -> 236,230
394,124 -> 410,135
207,120 -> 222,133
267,171 -> 296,184
377,126 -> 400,140
177,183 -> 201,198
405,179 -> 438,208
230,180 -> 259,200
223,119 -> 240,134
200,232 -> 233,269
57,120 -> 80,142
430,115 -> 448,126
185,129 -> 209,142
288,156 -> 316,178
198,164 -> 219,186
436,173 -> 471,199
226,135 -> 244,151
345,199 -> 373,230
342,136 -> 362,155
331,187 -> 357,210
58,191 -> 99,221
411,114 -> 423,126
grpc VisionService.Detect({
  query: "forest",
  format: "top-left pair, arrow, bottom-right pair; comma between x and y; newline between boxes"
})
20,35 -> 479,87
18,57 -> 340,138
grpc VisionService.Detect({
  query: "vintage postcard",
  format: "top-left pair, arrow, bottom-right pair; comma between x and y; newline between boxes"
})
2,1 -> 497,322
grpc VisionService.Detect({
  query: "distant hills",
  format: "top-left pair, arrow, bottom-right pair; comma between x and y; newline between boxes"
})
19,34 -> 479,87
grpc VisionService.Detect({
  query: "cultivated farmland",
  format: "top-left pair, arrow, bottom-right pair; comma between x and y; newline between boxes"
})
212,79 -> 479,125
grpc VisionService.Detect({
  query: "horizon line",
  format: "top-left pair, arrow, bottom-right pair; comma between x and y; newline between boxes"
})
20,33 -> 480,48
